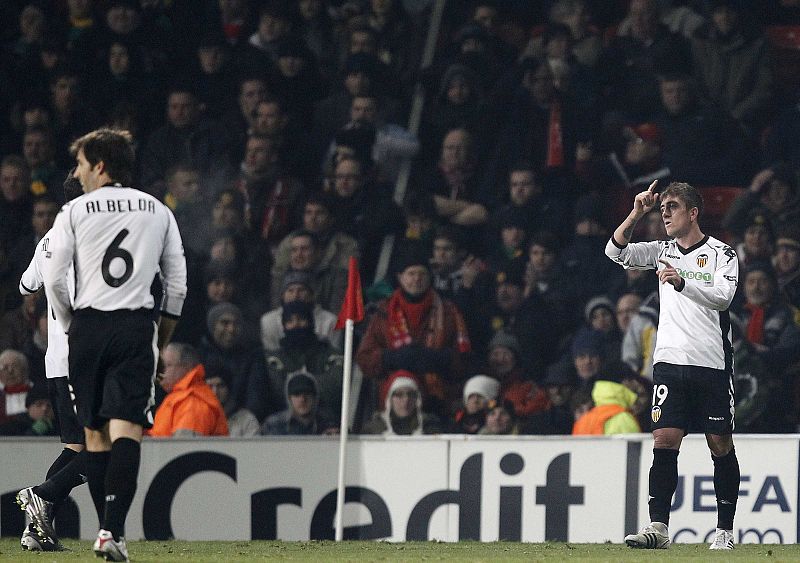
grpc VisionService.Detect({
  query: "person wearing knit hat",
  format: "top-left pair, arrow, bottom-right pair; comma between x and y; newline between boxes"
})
451,374 -> 501,434
462,374 -> 501,405
260,268 -> 341,353
201,300 -> 263,419
487,330 -> 550,419
357,245 -> 471,413
493,259 -> 527,330
206,302 -> 244,349
583,295 -> 623,363
584,296 -> 615,327
280,300 -> 316,349
252,302 -> 344,424
361,370 -> 443,435
261,370 -> 337,435
571,328 -> 604,385
522,360 -> 580,435
488,330 -> 521,357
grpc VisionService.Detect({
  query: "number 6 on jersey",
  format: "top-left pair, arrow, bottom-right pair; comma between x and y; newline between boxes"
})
102,229 -> 133,287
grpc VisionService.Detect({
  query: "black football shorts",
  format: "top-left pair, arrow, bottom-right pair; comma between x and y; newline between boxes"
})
68,309 -> 157,430
650,362 -> 735,435
47,376 -> 85,445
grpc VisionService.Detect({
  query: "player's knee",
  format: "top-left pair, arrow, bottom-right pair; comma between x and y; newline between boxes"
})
706,434 -> 733,457
652,428 -> 682,449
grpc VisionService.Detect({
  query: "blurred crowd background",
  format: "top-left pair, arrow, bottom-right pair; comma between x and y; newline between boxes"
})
1,0 -> 799,439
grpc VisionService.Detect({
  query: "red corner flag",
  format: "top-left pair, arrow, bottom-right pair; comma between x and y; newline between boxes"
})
335,257 -> 364,329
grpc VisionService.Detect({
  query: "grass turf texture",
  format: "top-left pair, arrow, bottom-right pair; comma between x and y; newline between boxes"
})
1,539 -> 799,562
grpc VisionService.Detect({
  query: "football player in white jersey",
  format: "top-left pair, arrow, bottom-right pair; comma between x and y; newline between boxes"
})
606,181 -> 739,551
43,128 -> 187,562
15,173 -> 87,552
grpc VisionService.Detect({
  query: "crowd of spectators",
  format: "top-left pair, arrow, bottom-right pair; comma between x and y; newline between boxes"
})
1,0 -> 800,438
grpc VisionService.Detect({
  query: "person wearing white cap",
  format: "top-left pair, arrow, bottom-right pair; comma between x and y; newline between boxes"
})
451,375 -> 500,433
361,371 -> 443,436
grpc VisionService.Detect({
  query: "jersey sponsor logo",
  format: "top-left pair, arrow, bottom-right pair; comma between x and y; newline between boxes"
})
651,406 -> 662,423
696,254 -> 708,267
675,268 -> 712,282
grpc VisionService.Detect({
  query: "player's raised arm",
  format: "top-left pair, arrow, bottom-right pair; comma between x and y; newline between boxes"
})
605,180 -> 661,270
614,180 -> 659,246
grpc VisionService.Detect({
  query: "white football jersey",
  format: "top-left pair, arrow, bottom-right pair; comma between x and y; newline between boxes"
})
45,186 -> 187,331
19,229 -> 72,379
605,235 -> 738,371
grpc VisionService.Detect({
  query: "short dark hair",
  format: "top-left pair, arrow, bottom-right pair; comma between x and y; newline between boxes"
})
661,181 -> 703,217
529,230 -> 559,253
69,128 -> 135,185
1,154 -> 29,173
542,22 -> 572,45
292,229 -> 319,248
164,162 -> 198,183
305,192 -> 334,213
433,225 -> 462,248
508,160 -> 538,177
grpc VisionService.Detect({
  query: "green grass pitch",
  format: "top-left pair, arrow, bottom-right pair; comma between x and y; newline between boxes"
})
1,539 -> 799,562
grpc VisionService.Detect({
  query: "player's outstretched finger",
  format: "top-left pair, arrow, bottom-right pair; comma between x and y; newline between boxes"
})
647,180 -> 658,193
658,259 -> 672,269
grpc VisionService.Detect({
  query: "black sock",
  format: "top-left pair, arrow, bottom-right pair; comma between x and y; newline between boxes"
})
34,448 -> 78,501
713,447 -> 740,530
86,451 -> 110,526
648,448 -> 679,526
35,449 -> 87,503
103,438 -> 140,541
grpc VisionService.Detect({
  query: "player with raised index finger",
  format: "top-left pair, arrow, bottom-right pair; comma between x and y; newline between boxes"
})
605,180 -> 740,550
43,128 -> 187,562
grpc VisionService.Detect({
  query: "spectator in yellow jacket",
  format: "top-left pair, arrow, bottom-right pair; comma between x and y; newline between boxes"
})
573,368 -> 641,435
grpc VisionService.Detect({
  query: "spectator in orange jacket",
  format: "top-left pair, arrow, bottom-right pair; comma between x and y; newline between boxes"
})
150,343 -> 228,437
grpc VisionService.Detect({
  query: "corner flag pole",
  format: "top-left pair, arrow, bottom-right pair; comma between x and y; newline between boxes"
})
335,317 -> 354,541
334,257 -> 364,542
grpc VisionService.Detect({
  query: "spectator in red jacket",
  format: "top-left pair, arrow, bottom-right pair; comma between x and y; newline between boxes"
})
357,249 -> 471,414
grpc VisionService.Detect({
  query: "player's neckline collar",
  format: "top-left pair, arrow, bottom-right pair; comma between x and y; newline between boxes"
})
100,183 -> 125,188
677,235 -> 708,255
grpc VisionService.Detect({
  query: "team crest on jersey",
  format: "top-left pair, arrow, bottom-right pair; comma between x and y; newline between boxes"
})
651,406 -> 662,423
697,254 -> 708,267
